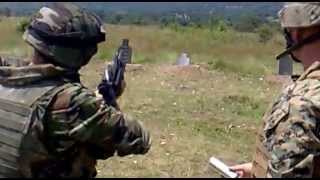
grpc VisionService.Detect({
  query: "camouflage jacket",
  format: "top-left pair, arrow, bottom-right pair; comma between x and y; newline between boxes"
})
0,58 -> 151,178
257,61 -> 320,178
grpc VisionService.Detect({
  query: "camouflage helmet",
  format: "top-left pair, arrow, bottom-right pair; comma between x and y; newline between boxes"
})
278,2 -> 320,28
23,2 -> 106,70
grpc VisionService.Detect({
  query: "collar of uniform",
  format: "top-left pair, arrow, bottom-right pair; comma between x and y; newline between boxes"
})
296,61 -> 320,81
0,64 -> 69,86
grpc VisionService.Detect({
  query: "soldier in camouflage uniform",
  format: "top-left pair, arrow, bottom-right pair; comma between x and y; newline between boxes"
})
230,2 -> 320,178
0,2 -> 151,178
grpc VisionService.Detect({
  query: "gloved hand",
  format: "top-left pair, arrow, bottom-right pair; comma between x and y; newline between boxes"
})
115,119 -> 151,157
97,79 -> 118,109
97,63 -> 127,109
105,63 -> 127,98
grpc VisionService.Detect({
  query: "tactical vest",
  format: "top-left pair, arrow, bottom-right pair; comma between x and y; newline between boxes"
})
251,69 -> 320,177
0,81 -> 66,177
251,117 -> 320,178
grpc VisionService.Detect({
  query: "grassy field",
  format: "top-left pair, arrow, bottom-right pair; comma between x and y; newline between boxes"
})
0,17 -> 295,177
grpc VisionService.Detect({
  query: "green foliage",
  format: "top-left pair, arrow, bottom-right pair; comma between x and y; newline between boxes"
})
113,14 -> 124,24
167,22 -> 186,32
216,20 -> 228,32
134,54 -> 153,64
133,16 -> 146,26
16,18 -> 30,33
234,12 -> 263,32
95,48 -> 113,60
207,19 -> 229,33
221,95 -> 264,119
95,7 -> 280,40
208,58 -> 268,77
256,24 -> 274,43
208,15 -> 227,31
159,16 -> 171,28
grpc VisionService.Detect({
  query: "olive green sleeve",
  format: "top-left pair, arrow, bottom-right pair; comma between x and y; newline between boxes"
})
46,84 -> 151,159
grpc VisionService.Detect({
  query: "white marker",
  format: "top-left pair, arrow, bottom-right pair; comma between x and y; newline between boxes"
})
209,156 -> 238,178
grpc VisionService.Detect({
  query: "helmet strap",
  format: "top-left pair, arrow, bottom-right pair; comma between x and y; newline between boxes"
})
276,30 -> 320,60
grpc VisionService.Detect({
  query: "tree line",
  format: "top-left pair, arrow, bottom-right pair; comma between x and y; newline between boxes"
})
11,5 -> 281,44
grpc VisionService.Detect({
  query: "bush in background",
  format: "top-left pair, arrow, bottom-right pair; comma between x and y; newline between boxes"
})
256,24 -> 274,43
16,18 -> 30,33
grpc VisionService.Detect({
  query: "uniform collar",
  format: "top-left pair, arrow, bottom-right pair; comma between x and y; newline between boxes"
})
297,61 -> 320,81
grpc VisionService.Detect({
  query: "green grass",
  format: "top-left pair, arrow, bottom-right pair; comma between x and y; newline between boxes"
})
1,16 -> 286,177
0,17 -> 284,77
80,62 -> 281,177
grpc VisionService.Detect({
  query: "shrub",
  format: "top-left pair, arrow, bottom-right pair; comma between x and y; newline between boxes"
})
208,58 -> 267,77
256,24 -> 274,43
233,13 -> 263,32
16,18 -> 30,33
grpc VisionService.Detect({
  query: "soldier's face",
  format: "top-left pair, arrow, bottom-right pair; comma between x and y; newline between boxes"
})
286,27 -> 320,69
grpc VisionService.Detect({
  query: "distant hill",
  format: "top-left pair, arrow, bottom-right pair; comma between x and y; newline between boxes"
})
0,2 -> 283,17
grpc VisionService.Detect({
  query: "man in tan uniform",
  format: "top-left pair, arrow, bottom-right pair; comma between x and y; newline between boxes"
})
230,2 -> 320,178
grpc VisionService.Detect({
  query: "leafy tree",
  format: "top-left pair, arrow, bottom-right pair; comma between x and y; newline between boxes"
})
256,24 -> 274,43
234,12 -> 263,32
16,18 -> 31,33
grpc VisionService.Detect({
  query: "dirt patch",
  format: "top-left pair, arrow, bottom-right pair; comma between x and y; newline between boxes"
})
126,64 -> 145,72
265,74 -> 294,86
157,64 -> 210,78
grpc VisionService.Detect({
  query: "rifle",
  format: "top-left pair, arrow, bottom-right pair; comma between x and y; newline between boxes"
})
98,39 -> 132,110
106,39 -> 132,86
